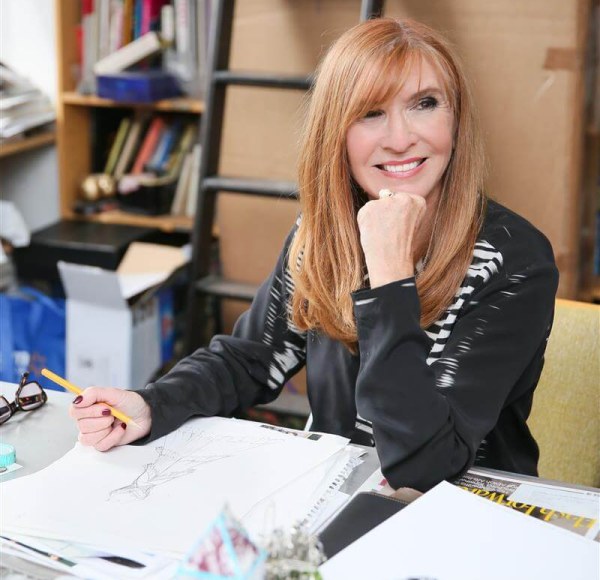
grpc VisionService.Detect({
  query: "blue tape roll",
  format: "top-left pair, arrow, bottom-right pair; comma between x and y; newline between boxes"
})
0,443 -> 16,468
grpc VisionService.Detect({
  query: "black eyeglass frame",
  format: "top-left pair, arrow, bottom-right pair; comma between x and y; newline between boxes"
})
0,372 -> 48,425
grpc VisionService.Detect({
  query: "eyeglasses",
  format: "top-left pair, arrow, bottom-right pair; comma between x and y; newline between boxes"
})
0,372 -> 48,425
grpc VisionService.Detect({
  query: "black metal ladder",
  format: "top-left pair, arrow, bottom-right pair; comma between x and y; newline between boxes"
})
185,0 -> 385,353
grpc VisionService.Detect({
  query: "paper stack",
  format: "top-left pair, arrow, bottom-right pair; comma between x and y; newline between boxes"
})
0,417 -> 356,579
0,64 -> 55,142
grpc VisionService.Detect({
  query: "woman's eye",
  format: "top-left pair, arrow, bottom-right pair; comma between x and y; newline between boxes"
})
416,96 -> 439,111
363,109 -> 383,119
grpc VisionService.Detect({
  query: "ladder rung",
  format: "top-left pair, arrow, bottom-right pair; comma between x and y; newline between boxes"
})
203,176 -> 298,198
195,276 -> 259,301
213,71 -> 312,90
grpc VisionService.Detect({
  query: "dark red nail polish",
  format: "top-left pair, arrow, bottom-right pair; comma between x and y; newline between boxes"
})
101,409 -> 111,416
73,396 -> 83,404
121,423 -> 127,430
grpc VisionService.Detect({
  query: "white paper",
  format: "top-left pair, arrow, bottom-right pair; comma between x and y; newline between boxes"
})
509,483 -> 600,520
241,447 -> 358,539
1,417 -> 347,558
320,481 -> 600,580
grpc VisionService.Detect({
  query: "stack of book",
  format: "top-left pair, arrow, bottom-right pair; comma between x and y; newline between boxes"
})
78,112 -> 200,216
0,64 -> 55,143
77,0 -> 209,98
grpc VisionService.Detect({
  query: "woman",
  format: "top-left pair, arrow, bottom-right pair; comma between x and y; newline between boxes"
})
69,18 -> 558,492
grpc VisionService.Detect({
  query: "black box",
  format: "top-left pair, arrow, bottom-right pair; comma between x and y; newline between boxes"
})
14,220 -> 160,288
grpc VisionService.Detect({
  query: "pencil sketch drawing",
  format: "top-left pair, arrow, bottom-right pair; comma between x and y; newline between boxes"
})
108,427 -> 283,502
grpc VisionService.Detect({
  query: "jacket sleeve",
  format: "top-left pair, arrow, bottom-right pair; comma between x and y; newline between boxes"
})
352,261 -> 558,491
135,227 -> 307,442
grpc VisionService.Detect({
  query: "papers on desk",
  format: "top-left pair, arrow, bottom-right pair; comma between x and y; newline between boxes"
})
320,481 -> 600,580
0,417 -> 354,573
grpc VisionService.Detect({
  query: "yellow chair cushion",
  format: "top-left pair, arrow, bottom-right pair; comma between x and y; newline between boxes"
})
528,299 -> 600,487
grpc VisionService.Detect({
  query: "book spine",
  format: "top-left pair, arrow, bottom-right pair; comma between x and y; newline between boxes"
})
131,117 -> 164,174
98,0 -> 111,59
185,143 -> 202,217
173,0 -> 188,54
170,149 -> 193,215
140,0 -> 151,35
146,120 -> 180,173
133,0 -> 143,39
163,122 -> 196,176
122,0 -> 134,45
78,2 -> 99,94
114,118 -> 143,179
104,117 -> 131,175
93,31 -> 162,75
108,0 -> 124,53
149,0 -> 168,33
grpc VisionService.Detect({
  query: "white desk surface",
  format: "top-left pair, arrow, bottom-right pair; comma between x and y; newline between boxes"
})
0,383 -> 79,481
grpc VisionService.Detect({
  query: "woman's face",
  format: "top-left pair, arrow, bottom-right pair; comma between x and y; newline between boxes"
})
346,59 -> 455,204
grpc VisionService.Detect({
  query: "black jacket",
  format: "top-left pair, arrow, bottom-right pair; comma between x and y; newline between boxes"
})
137,200 -> 559,492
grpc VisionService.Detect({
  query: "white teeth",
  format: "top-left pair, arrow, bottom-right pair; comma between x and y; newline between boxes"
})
382,161 -> 421,173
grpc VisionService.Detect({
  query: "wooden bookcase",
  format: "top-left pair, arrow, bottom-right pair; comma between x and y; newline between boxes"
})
54,0 -> 204,233
0,131 -> 56,159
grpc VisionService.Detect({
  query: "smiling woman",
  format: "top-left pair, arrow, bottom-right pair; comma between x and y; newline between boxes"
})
68,18 -> 559,494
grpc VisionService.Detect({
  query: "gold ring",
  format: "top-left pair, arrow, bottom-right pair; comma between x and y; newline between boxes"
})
378,189 -> 395,199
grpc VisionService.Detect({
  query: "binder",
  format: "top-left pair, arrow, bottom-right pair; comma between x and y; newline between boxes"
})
318,492 -> 408,558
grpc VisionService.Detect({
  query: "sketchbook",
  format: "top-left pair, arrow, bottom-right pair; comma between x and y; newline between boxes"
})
0,417 -> 351,559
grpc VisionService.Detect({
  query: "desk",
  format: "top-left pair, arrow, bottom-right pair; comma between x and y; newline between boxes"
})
0,387 -> 377,579
0,383 -> 78,481
2,386 -> 597,579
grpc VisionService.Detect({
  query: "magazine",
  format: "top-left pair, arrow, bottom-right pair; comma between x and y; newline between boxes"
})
453,469 -> 600,542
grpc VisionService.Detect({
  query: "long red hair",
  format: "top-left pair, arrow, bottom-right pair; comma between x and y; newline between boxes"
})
288,18 -> 486,350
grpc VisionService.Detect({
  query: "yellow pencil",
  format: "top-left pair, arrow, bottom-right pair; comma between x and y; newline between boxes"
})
41,368 -> 142,429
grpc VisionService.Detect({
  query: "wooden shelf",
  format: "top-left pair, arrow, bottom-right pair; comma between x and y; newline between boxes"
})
0,131 -> 56,158
62,92 -> 204,114
77,210 -> 193,232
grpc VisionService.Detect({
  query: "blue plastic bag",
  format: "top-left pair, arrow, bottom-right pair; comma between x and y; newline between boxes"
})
0,287 -> 66,390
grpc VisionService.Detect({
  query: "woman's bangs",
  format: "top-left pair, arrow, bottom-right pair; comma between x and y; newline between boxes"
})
348,47 -> 455,120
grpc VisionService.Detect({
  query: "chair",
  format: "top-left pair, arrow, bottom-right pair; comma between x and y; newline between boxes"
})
527,299 -> 600,487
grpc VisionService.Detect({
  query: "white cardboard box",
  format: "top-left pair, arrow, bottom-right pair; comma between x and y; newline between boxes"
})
58,242 -> 189,389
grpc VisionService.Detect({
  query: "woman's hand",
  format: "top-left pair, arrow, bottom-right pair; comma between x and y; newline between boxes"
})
69,388 -> 152,451
357,189 -> 427,288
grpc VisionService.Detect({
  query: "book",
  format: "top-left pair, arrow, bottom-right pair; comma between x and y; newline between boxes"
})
141,0 -> 168,35
122,0 -> 134,45
108,0 -> 125,54
113,117 -> 144,179
103,117 -> 131,175
170,149 -> 193,215
131,116 -> 165,174
146,119 -> 182,173
164,121 -> 196,175
78,1 -> 99,94
98,0 -> 112,60
93,31 -> 162,75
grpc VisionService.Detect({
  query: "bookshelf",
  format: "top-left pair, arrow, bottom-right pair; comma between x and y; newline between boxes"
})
0,131 -> 56,159
54,0 -> 203,233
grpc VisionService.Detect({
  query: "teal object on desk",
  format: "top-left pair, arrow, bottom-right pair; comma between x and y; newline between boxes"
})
0,443 -> 16,468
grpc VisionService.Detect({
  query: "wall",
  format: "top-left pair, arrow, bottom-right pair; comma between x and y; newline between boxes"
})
0,0 -> 60,233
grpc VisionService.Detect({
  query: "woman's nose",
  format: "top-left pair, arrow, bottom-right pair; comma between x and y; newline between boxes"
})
380,111 -> 417,152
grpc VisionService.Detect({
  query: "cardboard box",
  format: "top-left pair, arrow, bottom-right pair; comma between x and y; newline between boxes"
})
58,242 -> 189,390
218,0 -> 597,299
